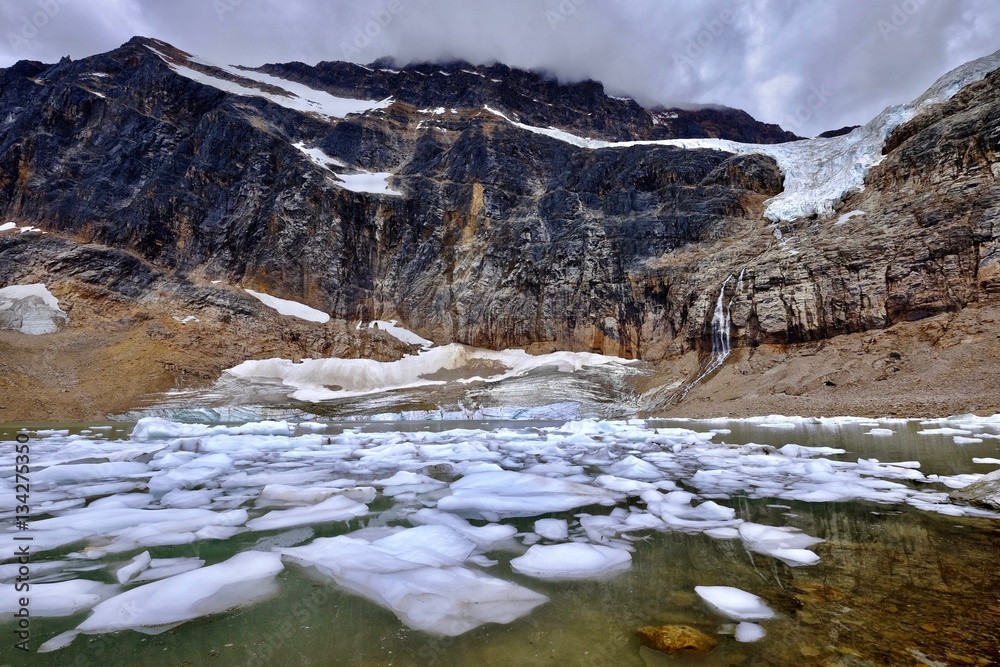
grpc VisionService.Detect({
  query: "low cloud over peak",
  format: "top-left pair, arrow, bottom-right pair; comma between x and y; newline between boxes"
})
0,0 -> 995,136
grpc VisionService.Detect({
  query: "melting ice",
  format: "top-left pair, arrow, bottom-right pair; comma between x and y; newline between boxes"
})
1,414 -> 998,650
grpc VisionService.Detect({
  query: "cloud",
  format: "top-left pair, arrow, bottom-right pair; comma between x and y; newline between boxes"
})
0,0 -> 996,136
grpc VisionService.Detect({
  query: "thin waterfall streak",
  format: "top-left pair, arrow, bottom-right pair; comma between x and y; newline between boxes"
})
679,276 -> 733,400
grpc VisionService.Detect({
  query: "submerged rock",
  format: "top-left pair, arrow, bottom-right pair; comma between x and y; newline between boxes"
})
637,624 -> 719,654
949,469 -> 1000,510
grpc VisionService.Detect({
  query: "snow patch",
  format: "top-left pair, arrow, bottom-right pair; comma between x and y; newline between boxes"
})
148,46 -> 392,120
244,289 -> 330,323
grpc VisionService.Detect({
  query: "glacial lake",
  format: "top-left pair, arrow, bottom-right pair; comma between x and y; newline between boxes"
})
1,416 -> 999,666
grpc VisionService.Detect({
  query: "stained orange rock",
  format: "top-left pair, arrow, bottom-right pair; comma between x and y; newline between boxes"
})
637,625 -> 718,654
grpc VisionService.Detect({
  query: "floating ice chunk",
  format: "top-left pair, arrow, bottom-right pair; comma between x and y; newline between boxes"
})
735,621 -> 767,642
973,458 -> 1000,466
767,548 -> 820,566
251,527 -> 315,551
352,565 -> 546,635
606,456 -> 663,480
533,518 -> 569,541
374,471 -> 445,494
0,579 -> 118,617
257,484 -> 376,506
0,560 -> 81,583
41,551 -> 283,651
148,453 -> 233,496
116,551 -> 151,584
438,470 -> 621,519
159,488 -> 221,508
704,526 -> 741,540
80,508 -> 249,556
737,522 -> 823,565
954,436 -> 984,445
131,557 -> 205,583
695,586 -> 775,621
594,475 -> 658,495
33,462 -> 149,483
865,428 -> 895,436
409,509 -> 517,550
295,421 -> 328,432
131,417 -> 292,439
511,543 -> 631,580
222,468 -> 330,489
246,495 -> 368,531
778,444 -> 846,457
280,528 -> 547,635
25,506 -> 248,556
919,427 -> 973,436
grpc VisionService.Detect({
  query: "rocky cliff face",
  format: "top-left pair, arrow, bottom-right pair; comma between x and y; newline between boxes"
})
0,36 -> 998,412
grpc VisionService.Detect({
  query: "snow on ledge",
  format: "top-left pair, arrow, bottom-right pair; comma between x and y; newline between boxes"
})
147,46 -> 392,120
244,289 -> 330,323
367,320 -> 433,347
335,171 -> 402,196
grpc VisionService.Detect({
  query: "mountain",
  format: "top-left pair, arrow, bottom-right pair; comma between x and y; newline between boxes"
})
0,36 -> 998,419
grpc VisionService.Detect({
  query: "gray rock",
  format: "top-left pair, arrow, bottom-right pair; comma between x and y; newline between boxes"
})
950,469 -> 1000,510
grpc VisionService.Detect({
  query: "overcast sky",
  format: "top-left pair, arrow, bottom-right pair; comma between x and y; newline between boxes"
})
0,0 -> 996,136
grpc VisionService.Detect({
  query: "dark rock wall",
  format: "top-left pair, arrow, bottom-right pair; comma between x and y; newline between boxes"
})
0,38 -> 997,363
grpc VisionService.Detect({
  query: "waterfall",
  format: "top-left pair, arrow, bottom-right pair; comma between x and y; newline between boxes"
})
707,276 -> 733,371
679,276 -> 734,400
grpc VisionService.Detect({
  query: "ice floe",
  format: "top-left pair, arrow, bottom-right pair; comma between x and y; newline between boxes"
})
4,413 -> 998,649
695,585 -> 775,621
438,470 -> 622,520
735,621 -> 767,642
510,543 -> 632,580
0,579 -> 118,617
279,526 -> 547,635
246,495 -> 368,531
40,551 -> 283,651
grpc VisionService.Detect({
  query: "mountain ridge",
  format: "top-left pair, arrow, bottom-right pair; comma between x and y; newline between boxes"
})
0,37 -> 998,418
